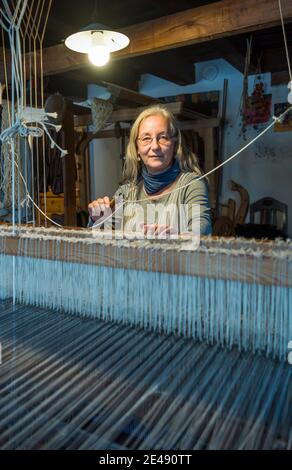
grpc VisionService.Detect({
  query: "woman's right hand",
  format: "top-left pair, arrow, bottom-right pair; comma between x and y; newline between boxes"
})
88,196 -> 111,222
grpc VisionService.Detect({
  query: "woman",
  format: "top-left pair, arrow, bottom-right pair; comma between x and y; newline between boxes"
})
88,105 -> 212,236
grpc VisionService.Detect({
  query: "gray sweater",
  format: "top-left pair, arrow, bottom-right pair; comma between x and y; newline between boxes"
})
89,172 -> 212,235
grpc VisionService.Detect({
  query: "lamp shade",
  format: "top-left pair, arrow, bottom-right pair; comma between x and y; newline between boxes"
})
65,22 -> 130,54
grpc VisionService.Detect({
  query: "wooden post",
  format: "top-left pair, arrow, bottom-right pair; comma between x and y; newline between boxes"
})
197,127 -> 216,209
62,100 -> 77,226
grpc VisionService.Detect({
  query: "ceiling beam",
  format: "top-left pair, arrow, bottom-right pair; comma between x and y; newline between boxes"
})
74,101 -> 209,127
74,117 -> 221,138
38,0 -> 292,77
99,81 -> 159,107
1,0 -> 291,84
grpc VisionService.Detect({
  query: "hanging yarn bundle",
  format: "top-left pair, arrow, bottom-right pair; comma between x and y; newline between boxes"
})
91,97 -> 113,133
0,0 -> 67,226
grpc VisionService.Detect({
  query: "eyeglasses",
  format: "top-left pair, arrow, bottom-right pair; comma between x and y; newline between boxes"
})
137,135 -> 174,147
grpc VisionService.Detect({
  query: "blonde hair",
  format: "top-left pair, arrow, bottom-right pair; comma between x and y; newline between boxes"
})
123,104 -> 202,183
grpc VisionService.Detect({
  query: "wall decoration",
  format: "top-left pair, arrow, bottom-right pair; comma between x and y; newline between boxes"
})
243,82 -> 272,126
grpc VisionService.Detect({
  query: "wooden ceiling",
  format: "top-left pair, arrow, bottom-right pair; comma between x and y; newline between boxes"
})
2,0 -> 292,99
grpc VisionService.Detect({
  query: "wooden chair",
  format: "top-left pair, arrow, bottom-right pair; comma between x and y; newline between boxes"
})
249,197 -> 288,237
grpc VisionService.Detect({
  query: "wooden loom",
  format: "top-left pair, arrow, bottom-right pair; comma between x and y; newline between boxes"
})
0,0 -> 291,451
0,225 -> 291,449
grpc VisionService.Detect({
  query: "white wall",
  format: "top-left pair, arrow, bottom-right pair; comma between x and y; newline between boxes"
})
88,84 -> 123,200
89,138 -> 123,199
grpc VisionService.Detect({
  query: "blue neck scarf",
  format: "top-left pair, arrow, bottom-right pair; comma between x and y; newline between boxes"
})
142,159 -> 181,195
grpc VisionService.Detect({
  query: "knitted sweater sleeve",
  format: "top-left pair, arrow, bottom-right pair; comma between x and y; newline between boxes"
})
87,183 -> 132,229
182,177 -> 212,235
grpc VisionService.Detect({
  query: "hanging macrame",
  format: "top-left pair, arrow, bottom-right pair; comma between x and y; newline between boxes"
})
91,97 -> 113,133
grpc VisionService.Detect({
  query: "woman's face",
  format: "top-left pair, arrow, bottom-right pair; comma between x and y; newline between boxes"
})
137,114 -> 176,174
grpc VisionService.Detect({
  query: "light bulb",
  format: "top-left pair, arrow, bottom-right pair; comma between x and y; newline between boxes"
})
88,45 -> 110,66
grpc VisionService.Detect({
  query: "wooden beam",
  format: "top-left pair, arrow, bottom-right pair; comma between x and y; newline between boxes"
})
38,0 -> 292,77
62,100 -> 77,227
117,0 -> 292,56
100,81 -> 159,107
76,129 -> 124,141
75,119 -> 221,140
198,128 -> 217,209
179,118 -> 221,131
74,102 -> 209,127
3,229 -> 291,287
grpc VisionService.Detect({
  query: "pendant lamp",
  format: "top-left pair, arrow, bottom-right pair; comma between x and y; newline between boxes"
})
65,2 -> 129,66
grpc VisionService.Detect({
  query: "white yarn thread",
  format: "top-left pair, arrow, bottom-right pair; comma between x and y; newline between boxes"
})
0,232 -> 290,361
278,0 -> 292,82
